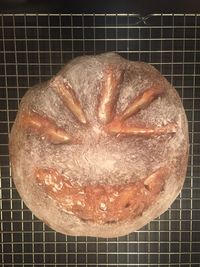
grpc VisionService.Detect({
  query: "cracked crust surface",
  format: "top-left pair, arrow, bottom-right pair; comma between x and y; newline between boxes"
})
9,52 -> 189,238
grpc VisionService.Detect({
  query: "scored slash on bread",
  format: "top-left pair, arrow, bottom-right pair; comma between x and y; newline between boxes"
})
105,121 -> 177,136
118,85 -> 165,120
21,69 -> 176,145
20,111 -> 75,144
51,76 -> 88,124
98,67 -> 125,124
99,71 -> 177,136
35,167 -> 167,224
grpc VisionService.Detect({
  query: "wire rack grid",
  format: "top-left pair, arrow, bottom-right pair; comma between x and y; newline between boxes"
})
0,13 -> 200,267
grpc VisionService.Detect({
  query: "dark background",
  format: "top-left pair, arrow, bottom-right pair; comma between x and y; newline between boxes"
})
0,0 -> 200,14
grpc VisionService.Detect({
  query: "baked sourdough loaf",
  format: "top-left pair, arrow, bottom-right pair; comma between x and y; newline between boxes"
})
9,53 -> 189,238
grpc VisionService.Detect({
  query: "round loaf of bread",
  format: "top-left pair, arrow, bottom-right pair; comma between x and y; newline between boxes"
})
9,53 -> 189,238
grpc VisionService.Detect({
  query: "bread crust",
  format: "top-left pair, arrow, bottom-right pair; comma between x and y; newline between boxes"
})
9,53 -> 189,237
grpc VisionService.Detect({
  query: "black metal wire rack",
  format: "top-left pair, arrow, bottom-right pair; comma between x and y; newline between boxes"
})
0,13 -> 200,267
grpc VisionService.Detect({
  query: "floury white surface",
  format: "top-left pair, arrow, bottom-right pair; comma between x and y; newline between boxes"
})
9,53 -> 188,237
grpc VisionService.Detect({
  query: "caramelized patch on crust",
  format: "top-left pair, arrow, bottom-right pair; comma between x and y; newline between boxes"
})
35,167 -> 167,224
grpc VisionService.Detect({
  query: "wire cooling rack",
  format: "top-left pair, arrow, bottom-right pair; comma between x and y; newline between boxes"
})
0,13 -> 200,267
